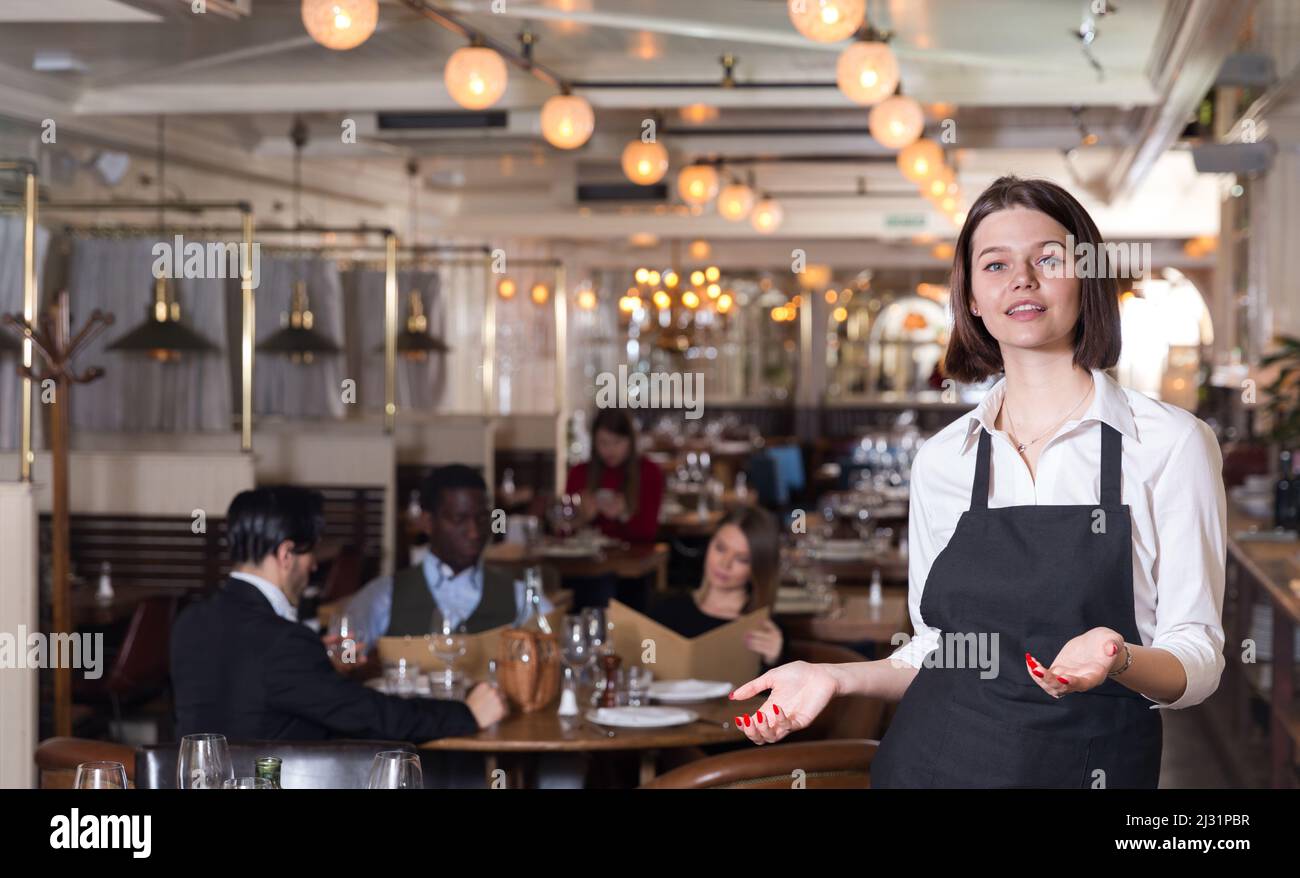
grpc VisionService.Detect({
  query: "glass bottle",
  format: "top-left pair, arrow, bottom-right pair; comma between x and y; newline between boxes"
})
254,756 -> 282,790
1276,450 -> 1297,529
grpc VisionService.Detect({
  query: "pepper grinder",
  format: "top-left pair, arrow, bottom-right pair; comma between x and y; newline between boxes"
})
598,653 -> 623,708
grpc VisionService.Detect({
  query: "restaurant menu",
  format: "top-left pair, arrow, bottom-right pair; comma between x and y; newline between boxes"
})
605,599 -> 768,684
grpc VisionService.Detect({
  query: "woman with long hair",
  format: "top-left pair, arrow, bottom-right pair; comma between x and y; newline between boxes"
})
564,407 -> 665,544
730,176 -> 1227,788
647,506 -> 786,667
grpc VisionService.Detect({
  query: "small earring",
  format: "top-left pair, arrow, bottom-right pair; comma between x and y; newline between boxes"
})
971,308 -> 980,316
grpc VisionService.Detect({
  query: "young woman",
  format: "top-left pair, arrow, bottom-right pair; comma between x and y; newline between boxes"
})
731,176 -> 1227,788
564,408 -> 665,544
647,506 -> 786,668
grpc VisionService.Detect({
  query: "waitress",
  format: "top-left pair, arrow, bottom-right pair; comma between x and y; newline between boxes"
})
730,175 -> 1227,788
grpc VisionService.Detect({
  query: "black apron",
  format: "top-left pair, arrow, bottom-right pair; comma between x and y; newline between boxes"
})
871,422 -> 1162,788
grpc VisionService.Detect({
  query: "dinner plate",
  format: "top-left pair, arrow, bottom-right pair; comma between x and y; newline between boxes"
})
537,542 -> 599,558
585,706 -> 699,728
647,679 -> 733,703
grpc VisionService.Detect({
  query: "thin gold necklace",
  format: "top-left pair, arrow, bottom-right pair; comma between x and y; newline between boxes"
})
1003,383 -> 1092,454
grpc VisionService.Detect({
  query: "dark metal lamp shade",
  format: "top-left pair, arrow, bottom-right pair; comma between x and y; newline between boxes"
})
258,325 -> 342,355
106,306 -> 218,363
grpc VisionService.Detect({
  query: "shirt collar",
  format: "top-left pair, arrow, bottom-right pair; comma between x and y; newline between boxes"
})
420,549 -> 482,587
958,368 -> 1139,455
230,571 -> 298,622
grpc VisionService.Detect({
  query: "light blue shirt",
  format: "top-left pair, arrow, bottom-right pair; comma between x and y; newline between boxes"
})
343,551 -> 552,649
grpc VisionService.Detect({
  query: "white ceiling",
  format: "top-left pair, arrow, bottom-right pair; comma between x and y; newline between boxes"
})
0,0 -> 1246,250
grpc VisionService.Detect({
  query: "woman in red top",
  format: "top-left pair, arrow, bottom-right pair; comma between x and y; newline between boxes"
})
564,408 -> 665,544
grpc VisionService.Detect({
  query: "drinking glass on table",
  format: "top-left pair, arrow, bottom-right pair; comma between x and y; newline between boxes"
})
327,611 -> 360,663
178,733 -> 233,790
368,751 -> 423,790
581,607 -> 608,656
560,614 -> 593,685
626,666 -> 654,706
75,761 -> 128,789
222,777 -> 273,790
430,617 -> 468,697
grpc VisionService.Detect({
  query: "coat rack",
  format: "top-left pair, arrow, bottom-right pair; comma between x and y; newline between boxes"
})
2,292 -> 114,737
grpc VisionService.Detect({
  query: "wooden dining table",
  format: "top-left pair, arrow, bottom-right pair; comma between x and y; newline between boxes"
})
419,692 -> 763,787
484,540 -> 670,593
774,585 -> 911,647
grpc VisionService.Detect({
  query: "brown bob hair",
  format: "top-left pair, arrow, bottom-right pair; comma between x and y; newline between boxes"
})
943,175 -> 1122,383
698,506 -> 781,613
586,407 -> 642,510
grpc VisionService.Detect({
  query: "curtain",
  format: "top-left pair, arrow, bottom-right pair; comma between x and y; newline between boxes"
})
65,236 -> 230,433
349,267 -> 447,413
492,263 -> 557,415
0,215 -> 50,449
253,254 -> 346,420
437,257 -> 489,413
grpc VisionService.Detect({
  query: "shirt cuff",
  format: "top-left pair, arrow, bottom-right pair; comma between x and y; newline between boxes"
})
887,629 -> 940,669
1140,640 -> 1223,710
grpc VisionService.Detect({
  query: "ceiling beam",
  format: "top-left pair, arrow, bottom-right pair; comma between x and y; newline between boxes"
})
1100,0 -> 1256,201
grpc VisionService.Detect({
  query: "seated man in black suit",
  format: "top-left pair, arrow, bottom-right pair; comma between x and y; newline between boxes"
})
171,485 -> 508,742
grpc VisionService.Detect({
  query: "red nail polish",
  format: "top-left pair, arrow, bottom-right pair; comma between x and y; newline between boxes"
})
773,705 -> 780,715
1057,676 -> 1069,685
735,716 -> 743,727
1032,669 -> 1044,678
1024,652 -> 1035,666
743,714 -> 751,727
728,692 -> 734,700
756,711 -> 764,724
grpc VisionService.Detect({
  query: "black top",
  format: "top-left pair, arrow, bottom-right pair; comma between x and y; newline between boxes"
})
645,592 -> 788,669
170,578 -> 478,743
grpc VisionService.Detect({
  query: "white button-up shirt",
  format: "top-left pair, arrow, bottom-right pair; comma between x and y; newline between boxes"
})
889,368 -> 1227,710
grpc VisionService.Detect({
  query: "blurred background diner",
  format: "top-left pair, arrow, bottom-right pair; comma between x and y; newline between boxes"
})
0,0 -> 1296,790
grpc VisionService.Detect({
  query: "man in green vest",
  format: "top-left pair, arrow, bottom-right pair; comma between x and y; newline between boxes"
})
345,464 -> 552,649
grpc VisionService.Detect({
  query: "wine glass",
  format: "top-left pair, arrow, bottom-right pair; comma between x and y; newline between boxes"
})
430,616 -> 468,697
222,777 -> 273,789
177,733 -> 233,790
74,761 -> 128,789
581,607 -> 608,656
368,751 -> 423,789
560,614 -> 592,684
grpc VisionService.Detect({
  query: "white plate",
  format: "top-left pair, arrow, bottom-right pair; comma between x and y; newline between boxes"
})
537,542 -> 599,558
586,706 -> 699,728
647,679 -> 733,703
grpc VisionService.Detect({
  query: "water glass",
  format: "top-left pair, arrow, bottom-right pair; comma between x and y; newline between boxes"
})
177,733 -> 233,790
368,751 -> 423,789
74,761 -> 128,789
222,777 -> 273,789
626,666 -> 654,706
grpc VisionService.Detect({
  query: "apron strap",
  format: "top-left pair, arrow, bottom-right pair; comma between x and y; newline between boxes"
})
969,422 -> 1121,510
970,426 -> 991,510
1100,421 -> 1122,506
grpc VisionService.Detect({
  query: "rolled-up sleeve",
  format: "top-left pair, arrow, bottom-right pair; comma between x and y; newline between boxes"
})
1145,419 -> 1227,709
888,446 -> 943,669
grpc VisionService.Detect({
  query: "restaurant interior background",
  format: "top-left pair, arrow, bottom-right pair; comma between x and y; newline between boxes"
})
0,0 -> 1297,790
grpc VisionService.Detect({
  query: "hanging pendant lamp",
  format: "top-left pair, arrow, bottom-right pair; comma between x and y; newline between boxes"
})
371,158 -> 451,361
106,115 -> 218,363
258,117 -> 341,364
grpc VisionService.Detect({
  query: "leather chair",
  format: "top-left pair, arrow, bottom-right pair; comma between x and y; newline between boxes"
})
784,640 -> 888,742
35,737 -> 136,789
136,739 -> 418,790
75,594 -> 179,722
641,739 -> 879,789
